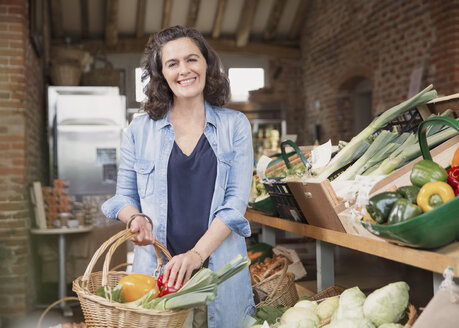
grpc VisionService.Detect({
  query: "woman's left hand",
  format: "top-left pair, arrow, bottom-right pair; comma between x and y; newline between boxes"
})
162,251 -> 202,289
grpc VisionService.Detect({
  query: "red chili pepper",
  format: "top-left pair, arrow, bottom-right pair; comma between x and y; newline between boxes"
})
447,166 -> 459,189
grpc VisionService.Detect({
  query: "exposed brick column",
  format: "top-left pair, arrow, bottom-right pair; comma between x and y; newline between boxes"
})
430,0 -> 459,96
0,0 -> 46,322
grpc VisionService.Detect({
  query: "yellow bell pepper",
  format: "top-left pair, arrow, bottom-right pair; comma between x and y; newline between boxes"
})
416,181 -> 455,213
118,273 -> 159,302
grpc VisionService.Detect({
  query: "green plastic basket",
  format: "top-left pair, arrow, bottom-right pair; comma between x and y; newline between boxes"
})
250,140 -> 308,217
361,116 -> 459,249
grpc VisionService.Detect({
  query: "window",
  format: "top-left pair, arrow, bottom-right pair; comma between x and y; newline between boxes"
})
228,68 -> 264,102
135,67 -> 148,103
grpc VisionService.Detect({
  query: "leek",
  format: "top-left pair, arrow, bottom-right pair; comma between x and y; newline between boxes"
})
139,255 -> 250,310
312,85 -> 437,180
368,122 -> 459,176
335,131 -> 402,181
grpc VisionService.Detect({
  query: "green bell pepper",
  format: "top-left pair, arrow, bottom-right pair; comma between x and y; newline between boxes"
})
396,185 -> 421,204
367,192 -> 402,224
387,198 -> 423,224
410,159 -> 448,187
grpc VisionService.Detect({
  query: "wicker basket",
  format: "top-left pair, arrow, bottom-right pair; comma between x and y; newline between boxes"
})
72,228 -> 191,327
50,59 -> 82,86
81,54 -> 121,87
253,259 -> 299,308
311,285 -> 418,328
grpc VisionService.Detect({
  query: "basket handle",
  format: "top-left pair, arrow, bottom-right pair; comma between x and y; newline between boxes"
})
280,140 -> 308,169
37,296 -> 80,328
417,116 -> 459,160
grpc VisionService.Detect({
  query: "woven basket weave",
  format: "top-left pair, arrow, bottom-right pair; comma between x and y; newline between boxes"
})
72,228 -> 191,327
254,259 -> 299,308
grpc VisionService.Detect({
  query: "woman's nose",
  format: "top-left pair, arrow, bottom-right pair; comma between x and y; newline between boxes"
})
178,61 -> 190,75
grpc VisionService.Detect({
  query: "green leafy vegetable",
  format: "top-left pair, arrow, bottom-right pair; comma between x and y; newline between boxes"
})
363,281 -> 409,326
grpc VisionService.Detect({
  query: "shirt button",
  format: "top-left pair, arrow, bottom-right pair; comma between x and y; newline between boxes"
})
212,142 -> 216,146
140,168 -> 145,173
229,160 -> 232,164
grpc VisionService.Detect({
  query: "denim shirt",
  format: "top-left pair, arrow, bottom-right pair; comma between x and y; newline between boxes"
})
101,101 -> 255,327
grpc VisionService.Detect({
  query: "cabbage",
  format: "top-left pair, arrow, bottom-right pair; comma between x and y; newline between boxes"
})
316,296 -> 339,320
280,307 -> 319,327
363,281 -> 409,326
379,324 -> 403,328
328,318 -> 376,328
277,320 -> 317,328
335,286 -> 366,320
294,300 -> 318,313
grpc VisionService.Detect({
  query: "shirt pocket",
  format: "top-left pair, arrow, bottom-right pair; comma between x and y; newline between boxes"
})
217,151 -> 234,190
133,159 -> 155,198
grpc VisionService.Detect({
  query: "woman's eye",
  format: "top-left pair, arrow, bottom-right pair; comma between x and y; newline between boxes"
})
187,58 -> 197,62
168,62 -> 176,68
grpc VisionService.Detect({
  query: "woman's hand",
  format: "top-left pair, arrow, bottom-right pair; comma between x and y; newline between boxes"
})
129,216 -> 155,246
162,250 -> 202,289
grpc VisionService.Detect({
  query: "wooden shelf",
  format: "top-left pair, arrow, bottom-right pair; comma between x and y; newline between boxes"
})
246,208 -> 459,277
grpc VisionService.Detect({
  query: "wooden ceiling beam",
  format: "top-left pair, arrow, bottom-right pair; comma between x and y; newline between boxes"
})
186,0 -> 201,28
105,0 -> 119,46
136,0 -> 146,39
74,38 -> 300,59
236,0 -> 259,47
162,0 -> 173,29
50,0 -> 64,40
80,0 -> 89,39
212,0 -> 227,39
264,0 -> 287,41
289,0 -> 308,40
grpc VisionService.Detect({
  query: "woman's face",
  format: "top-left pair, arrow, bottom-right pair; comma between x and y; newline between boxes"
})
161,37 -> 207,102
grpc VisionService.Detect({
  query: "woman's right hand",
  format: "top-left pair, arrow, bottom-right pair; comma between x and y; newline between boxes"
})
129,216 -> 155,246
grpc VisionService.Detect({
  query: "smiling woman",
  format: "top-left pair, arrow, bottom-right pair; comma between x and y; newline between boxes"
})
101,26 -> 255,328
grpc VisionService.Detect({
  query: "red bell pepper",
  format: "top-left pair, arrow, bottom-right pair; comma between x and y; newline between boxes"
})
157,273 -> 180,297
447,166 -> 459,189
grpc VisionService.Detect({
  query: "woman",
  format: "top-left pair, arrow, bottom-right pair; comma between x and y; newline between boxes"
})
102,25 -> 255,327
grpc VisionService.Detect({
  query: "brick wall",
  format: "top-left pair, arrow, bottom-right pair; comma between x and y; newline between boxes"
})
268,58 -> 306,145
0,0 -> 47,323
300,0 -> 459,144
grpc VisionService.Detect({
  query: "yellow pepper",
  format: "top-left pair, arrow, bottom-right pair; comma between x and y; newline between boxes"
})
416,181 -> 455,213
118,273 -> 159,302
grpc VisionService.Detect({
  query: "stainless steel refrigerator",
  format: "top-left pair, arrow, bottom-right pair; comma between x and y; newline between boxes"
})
48,87 -> 126,198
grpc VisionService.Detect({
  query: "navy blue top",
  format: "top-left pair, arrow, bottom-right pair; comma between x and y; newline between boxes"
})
167,134 -> 217,260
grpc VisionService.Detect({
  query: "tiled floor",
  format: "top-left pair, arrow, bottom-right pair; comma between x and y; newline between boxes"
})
6,240 -> 436,327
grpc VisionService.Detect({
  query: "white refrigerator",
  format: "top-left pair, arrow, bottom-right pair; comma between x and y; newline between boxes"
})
48,86 -> 126,198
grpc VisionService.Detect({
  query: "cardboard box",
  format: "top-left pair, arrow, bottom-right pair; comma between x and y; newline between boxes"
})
412,289 -> 459,327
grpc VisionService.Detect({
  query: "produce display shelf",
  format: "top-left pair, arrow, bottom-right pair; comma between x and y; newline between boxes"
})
245,208 -> 459,292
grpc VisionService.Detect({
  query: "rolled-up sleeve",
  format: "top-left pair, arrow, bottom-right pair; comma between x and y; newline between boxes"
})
101,125 -> 141,219
214,112 -> 253,237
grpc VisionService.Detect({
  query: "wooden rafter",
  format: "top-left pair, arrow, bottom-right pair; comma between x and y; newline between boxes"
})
162,0 -> 173,29
289,0 -> 308,40
75,38 -> 300,59
50,0 -> 64,40
212,0 -> 227,39
236,0 -> 259,47
136,0 -> 146,39
186,0 -> 201,28
80,0 -> 89,39
264,0 -> 287,41
105,0 -> 119,46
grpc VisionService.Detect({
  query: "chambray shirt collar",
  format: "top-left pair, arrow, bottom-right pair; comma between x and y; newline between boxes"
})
155,100 -> 217,130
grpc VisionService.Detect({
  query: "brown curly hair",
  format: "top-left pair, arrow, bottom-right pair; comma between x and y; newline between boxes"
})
140,25 -> 230,120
